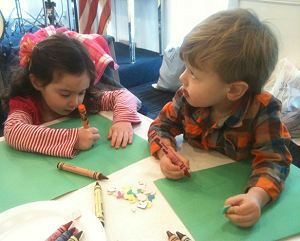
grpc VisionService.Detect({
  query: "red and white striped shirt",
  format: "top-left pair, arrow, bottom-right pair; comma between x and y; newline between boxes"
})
4,89 -> 141,158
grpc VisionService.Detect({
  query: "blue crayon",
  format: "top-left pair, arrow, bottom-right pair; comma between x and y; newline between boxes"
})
54,227 -> 76,241
45,220 -> 73,241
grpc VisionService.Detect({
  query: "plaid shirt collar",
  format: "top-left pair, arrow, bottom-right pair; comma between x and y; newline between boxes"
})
191,92 -> 254,129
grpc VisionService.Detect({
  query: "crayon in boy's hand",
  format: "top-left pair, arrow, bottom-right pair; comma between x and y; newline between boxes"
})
149,131 -> 190,177
78,104 -> 89,128
222,204 -> 232,214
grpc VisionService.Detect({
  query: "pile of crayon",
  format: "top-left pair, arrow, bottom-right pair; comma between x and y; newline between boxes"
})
167,231 -> 192,241
45,219 -> 83,241
107,181 -> 156,210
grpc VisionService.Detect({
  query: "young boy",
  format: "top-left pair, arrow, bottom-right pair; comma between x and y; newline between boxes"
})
148,9 -> 292,227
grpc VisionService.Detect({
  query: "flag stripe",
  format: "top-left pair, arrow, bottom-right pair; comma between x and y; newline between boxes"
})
79,0 -> 111,34
97,0 -> 111,34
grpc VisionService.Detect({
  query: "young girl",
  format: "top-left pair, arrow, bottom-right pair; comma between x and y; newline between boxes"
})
1,33 -> 141,158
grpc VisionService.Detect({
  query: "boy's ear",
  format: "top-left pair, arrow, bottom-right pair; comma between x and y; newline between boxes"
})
226,81 -> 249,101
29,73 -> 43,91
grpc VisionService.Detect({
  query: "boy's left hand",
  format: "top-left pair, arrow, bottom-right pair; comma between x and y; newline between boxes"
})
108,121 -> 133,148
224,187 -> 270,227
224,193 -> 261,227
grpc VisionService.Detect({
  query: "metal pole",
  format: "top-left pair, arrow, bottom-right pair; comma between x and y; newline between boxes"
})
127,0 -> 135,64
42,0 -> 48,26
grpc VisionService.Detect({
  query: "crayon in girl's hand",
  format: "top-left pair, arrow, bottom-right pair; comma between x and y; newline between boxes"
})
78,104 -> 89,128
149,131 -> 190,177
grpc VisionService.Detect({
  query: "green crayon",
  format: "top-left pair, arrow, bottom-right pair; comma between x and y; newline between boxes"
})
222,204 -> 232,214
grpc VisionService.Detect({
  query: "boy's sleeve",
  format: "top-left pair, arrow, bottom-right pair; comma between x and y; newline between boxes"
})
247,96 -> 292,201
148,88 -> 185,156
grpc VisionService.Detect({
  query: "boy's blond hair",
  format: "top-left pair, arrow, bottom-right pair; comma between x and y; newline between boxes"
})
180,8 -> 278,93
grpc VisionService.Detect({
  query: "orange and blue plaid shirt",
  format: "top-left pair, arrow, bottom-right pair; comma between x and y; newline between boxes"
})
148,87 -> 292,200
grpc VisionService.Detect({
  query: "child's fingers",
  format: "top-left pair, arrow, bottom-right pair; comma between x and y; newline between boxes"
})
160,156 -> 185,179
121,132 -> 129,148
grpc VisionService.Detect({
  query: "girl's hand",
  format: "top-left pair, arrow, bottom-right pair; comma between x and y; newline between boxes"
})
224,187 -> 270,227
75,127 -> 100,150
158,148 -> 190,179
108,122 -> 133,148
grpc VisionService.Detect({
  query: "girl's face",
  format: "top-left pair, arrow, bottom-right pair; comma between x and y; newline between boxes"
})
35,71 -> 90,117
179,63 -> 229,108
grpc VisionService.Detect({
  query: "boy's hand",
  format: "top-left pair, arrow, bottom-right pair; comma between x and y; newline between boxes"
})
108,122 -> 133,148
75,127 -> 100,150
158,148 -> 190,179
224,187 -> 270,227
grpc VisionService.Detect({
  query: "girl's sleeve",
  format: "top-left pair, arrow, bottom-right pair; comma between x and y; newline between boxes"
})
4,110 -> 79,158
99,89 -> 141,124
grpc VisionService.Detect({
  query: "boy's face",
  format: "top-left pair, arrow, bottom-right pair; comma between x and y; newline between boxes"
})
34,71 -> 90,117
179,63 -> 229,108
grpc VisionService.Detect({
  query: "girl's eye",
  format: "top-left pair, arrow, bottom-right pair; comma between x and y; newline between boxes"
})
60,93 -> 70,97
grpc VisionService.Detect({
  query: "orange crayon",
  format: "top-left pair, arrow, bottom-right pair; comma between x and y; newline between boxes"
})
166,231 -> 180,241
57,162 -> 108,180
78,104 -> 89,128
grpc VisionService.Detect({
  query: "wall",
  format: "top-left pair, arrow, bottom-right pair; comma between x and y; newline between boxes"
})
108,0 -> 159,52
108,0 -> 229,52
240,0 -> 300,67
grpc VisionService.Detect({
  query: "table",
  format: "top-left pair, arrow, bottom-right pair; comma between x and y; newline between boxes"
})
0,111 -> 299,241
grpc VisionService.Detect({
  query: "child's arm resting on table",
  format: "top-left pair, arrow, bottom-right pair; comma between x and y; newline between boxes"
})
4,110 -> 81,158
224,187 -> 270,227
148,91 -> 188,178
99,89 -> 141,148
224,97 -> 292,227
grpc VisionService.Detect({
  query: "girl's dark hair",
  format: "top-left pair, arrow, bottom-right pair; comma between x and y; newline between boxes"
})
1,34 -> 97,112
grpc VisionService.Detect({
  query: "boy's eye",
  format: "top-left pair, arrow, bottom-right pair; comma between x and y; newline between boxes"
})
188,69 -> 197,79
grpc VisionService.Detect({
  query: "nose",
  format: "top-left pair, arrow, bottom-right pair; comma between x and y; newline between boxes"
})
68,95 -> 80,109
179,68 -> 188,86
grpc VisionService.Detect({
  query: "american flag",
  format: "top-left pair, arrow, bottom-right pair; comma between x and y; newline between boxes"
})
79,0 -> 111,34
